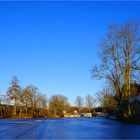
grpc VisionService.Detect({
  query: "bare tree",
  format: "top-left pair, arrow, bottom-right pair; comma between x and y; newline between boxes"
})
92,21 -> 140,117
85,94 -> 94,112
49,95 -> 69,117
36,94 -> 47,109
96,86 -> 116,113
22,85 -> 48,118
75,96 -> 83,113
22,86 -> 33,118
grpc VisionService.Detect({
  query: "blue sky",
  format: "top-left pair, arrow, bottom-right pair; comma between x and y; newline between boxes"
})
0,1 -> 140,105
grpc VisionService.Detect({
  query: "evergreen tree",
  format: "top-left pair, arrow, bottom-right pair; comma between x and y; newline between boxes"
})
6,76 -> 21,118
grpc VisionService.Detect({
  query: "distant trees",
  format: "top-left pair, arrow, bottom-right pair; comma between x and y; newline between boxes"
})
6,76 -> 21,118
3,77 -> 48,118
85,94 -> 94,113
75,96 -> 84,113
21,85 -> 48,118
22,85 -> 38,118
1,77 -> 96,118
75,95 -> 96,114
92,20 -> 140,118
96,86 -> 116,114
49,95 -> 69,117
36,94 -> 47,109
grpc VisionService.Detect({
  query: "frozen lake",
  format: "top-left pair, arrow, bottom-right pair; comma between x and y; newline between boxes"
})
0,117 -> 140,139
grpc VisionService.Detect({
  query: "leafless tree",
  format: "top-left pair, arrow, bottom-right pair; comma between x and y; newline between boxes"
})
75,96 -> 83,113
96,86 -> 116,113
36,94 -> 48,109
92,21 -> 140,117
49,95 -> 69,117
85,94 -> 94,112
22,86 -> 33,118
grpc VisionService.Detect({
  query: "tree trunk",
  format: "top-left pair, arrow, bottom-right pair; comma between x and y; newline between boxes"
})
13,101 -> 16,118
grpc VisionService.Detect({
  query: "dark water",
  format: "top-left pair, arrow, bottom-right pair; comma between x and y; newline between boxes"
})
0,117 -> 140,139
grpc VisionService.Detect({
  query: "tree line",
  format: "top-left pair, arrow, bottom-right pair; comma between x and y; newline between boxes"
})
0,76 -> 95,118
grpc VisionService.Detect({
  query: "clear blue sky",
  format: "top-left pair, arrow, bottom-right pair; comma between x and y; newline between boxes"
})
0,1 -> 140,105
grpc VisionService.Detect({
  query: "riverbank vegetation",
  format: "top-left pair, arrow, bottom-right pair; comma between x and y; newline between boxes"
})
92,20 -> 140,122
0,76 -> 95,118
